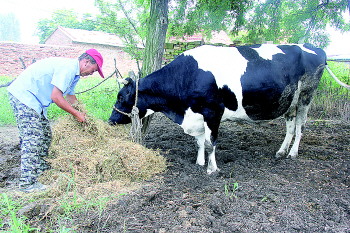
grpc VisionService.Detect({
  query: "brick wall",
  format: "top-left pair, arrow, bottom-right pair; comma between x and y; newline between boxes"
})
163,41 -> 203,65
163,40 -> 234,65
1,41 -> 234,79
0,42 -> 139,78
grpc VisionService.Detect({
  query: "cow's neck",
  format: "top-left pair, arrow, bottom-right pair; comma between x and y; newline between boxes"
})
138,72 -> 186,123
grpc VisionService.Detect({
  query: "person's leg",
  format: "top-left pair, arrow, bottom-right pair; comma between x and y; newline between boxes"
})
8,94 -> 46,189
37,115 -> 52,175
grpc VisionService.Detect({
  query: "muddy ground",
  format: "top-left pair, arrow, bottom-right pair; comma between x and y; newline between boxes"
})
1,113 -> 350,232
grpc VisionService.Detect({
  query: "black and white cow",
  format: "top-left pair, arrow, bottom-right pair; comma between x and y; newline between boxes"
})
109,43 -> 327,174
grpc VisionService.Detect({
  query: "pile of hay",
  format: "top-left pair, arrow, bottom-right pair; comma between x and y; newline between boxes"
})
40,105 -> 166,197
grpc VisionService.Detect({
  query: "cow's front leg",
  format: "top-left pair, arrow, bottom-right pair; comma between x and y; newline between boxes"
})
207,145 -> 218,174
195,134 -> 206,166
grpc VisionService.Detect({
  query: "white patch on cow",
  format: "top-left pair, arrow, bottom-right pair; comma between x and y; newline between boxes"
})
184,45 -> 250,122
181,108 -> 214,171
252,44 -> 285,60
283,44 -> 317,55
298,44 -> 317,55
180,108 -> 205,137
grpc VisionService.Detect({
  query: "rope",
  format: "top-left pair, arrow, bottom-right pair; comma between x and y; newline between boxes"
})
76,71 -> 116,94
113,77 -> 143,144
76,59 -> 121,94
130,106 -> 143,144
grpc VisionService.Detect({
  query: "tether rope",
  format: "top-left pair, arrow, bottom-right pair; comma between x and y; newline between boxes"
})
113,76 -> 143,144
76,58 -> 121,94
76,70 -> 116,94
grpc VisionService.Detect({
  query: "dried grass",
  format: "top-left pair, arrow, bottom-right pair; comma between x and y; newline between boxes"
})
39,104 -> 167,198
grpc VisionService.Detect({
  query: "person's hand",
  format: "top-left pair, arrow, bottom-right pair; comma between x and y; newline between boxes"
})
75,111 -> 87,122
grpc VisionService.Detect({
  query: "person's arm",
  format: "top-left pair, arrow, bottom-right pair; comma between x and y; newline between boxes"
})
65,94 -> 78,105
51,86 -> 86,122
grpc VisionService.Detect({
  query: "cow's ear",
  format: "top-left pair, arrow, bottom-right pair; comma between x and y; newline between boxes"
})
125,77 -> 134,86
117,78 -> 130,85
128,71 -> 137,82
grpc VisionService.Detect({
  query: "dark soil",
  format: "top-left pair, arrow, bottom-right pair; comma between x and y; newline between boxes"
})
1,113 -> 350,232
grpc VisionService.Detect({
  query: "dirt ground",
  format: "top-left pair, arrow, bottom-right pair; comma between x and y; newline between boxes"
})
1,113 -> 350,232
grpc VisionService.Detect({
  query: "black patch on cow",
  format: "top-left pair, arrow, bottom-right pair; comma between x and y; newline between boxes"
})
237,45 -> 304,120
139,54 -> 223,129
220,85 -> 238,111
236,45 -> 262,61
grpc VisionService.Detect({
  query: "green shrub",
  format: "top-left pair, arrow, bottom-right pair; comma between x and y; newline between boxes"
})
310,61 -> 350,121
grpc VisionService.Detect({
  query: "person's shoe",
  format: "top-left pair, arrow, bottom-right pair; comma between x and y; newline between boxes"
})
20,182 -> 48,193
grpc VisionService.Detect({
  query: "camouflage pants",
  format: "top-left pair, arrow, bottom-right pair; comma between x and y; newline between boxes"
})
8,93 -> 52,188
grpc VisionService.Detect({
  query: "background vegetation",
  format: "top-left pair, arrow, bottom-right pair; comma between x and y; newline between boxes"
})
30,0 -> 350,56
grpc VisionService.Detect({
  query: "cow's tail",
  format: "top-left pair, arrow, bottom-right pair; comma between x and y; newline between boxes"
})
325,65 -> 350,90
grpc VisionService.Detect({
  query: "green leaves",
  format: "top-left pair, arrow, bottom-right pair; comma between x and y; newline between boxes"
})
242,0 -> 350,47
168,0 -> 252,38
35,0 -> 350,52
36,9 -> 98,43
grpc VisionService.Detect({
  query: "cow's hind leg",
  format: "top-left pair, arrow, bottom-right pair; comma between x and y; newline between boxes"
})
195,119 -> 220,174
288,103 -> 310,158
276,115 -> 296,158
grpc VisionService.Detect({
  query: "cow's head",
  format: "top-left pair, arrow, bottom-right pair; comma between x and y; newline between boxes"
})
109,77 -> 136,125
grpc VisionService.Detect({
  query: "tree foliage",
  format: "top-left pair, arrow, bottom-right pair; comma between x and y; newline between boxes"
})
35,0 -> 350,49
36,10 -> 97,43
168,0 -> 251,38
242,0 -> 350,47
93,0 -> 149,63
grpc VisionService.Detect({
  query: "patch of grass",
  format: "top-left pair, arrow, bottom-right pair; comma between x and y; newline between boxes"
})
0,76 -> 16,126
224,182 -> 239,199
319,61 -> 350,91
0,193 -> 38,232
310,61 -> 350,121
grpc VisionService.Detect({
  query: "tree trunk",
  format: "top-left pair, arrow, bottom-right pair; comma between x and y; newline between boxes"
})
141,0 -> 169,135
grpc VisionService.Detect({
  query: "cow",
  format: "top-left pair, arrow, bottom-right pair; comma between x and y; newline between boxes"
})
109,43 -> 327,174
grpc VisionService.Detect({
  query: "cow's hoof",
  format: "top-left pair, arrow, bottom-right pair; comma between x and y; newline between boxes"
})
196,160 -> 205,166
288,153 -> 298,159
207,167 -> 220,175
275,151 -> 286,159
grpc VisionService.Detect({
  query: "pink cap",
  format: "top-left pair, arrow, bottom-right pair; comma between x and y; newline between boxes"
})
85,49 -> 104,78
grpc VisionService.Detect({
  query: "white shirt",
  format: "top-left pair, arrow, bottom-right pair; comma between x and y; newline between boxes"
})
8,57 -> 80,117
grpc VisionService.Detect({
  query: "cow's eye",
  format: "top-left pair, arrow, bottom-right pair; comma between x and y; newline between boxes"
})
117,96 -> 123,103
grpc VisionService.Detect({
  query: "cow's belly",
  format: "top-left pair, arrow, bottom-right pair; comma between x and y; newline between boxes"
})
242,83 -> 297,121
221,85 -> 296,123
